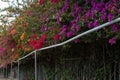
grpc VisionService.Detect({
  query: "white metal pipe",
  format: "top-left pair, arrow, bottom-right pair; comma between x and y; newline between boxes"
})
13,17 -> 120,62
18,61 -> 20,80
34,51 -> 37,80
13,51 -> 35,63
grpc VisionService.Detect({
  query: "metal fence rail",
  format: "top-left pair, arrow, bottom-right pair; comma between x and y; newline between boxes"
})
2,17 -> 120,80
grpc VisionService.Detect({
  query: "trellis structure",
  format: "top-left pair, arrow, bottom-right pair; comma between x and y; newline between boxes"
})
1,17 -> 120,80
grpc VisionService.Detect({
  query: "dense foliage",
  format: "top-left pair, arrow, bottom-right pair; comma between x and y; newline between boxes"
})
0,0 -> 120,67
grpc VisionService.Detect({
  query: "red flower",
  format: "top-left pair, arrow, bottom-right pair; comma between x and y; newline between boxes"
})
29,39 -> 43,50
38,0 -> 44,5
51,0 -> 57,4
41,34 -> 47,42
29,40 -> 37,47
33,43 -> 43,50
33,38 -> 44,49
53,34 -> 59,40
29,34 -> 47,50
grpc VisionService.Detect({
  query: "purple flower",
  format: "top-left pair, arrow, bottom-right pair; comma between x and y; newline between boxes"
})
73,2 -> 79,9
60,25 -> 67,35
74,39 -> 79,43
105,2 -> 110,10
41,25 -> 47,32
75,25 -> 80,31
66,31 -> 75,38
88,22 -> 93,28
71,11 -> 77,17
100,8 -> 106,14
90,10 -> 95,19
92,0 -> 95,5
70,20 -> 76,24
72,2 -> 82,18
109,38 -> 116,45
85,10 -> 91,20
112,24 -> 119,33
71,24 -> 80,32
101,13 -> 106,20
75,16 -> 80,23
112,0 -> 118,2
93,20 -> 98,27
108,13 -> 113,21
94,2 -> 105,12
56,14 -> 61,24
61,1 -> 69,14
46,17 -> 49,22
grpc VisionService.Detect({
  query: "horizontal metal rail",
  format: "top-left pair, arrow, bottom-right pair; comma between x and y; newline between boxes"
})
13,17 -> 120,63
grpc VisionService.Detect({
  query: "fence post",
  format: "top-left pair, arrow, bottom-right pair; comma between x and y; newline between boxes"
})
3,68 -> 4,78
11,62 -> 12,79
34,51 -> 37,80
6,65 -> 7,79
18,61 -> 20,80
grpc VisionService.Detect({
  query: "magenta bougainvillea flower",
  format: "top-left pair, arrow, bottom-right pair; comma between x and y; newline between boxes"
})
56,14 -> 61,25
101,13 -> 107,21
61,0 -> 69,13
108,13 -> 113,21
66,31 -> 75,38
93,20 -> 98,27
60,25 -> 67,35
112,24 -> 119,33
71,24 -> 80,32
88,22 -> 93,28
41,25 -> 47,32
112,0 -> 118,2
109,38 -> 116,45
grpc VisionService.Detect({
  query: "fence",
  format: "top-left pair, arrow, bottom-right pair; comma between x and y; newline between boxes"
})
1,17 -> 120,80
